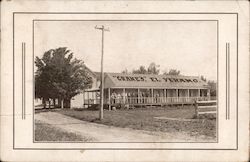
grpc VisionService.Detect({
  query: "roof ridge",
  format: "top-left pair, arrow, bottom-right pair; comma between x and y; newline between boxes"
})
104,72 -> 201,78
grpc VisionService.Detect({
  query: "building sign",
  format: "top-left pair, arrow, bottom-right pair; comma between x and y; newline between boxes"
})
112,75 -> 199,83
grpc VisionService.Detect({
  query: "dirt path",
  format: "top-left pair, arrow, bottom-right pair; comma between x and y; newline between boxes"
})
35,112 -> 215,142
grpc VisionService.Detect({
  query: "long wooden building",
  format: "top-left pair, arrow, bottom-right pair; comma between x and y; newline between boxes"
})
71,69 -> 211,108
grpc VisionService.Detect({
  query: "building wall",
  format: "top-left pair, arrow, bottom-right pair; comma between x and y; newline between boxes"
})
71,94 -> 83,108
71,73 -> 99,108
34,98 -> 43,108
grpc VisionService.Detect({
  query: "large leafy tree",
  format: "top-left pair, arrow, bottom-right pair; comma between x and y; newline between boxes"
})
35,47 -> 92,108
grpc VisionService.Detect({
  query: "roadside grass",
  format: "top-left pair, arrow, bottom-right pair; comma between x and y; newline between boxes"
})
56,106 -> 216,138
35,120 -> 94,142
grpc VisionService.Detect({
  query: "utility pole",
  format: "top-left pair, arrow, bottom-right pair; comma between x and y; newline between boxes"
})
95,25 -> 110,120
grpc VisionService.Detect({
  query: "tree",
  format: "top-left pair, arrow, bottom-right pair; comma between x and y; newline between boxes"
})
121,68 -> 130,74
132,66 -> 147,74
35,49 -> 57,108
35,47 -> 93,109
147,62 -> 160,75
200,75 -> 207,82
208,80 -> 217,97
163,69 -> 180,75
130,62 -> 160,75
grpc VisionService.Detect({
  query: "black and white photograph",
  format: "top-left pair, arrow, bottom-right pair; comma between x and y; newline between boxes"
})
34,20 -> 217,142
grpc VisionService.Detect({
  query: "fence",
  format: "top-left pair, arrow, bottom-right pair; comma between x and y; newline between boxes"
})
194,100 -> 217,117
84,96 -> 209,106
110,97 -> 209,105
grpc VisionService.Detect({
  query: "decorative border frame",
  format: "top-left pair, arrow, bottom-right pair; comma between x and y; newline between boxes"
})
13,12 -> 238,150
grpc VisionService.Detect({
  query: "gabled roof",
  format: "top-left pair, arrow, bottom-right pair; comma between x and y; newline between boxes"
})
93,72 -> 101,81
82,64 -> 99,78
83,65 -> 209,89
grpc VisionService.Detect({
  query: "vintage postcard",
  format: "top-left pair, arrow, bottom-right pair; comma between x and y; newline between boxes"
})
0,0 -> 249,161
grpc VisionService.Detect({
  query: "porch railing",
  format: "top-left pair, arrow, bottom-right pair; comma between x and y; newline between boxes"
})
84,97 -> 209,105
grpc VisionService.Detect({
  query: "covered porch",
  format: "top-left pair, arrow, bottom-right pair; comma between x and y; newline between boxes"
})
82,73 -> 211,109
105,88 -> 209,106
83,88 -> 210,108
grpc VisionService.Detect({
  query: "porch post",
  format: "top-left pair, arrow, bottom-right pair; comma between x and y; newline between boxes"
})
198,89 -> 200,99
95,91 -> 97,104
108,88 -> 111,111
187,89 -> 190,102
164,89 -> 166,103
208,89 -> 211,100
87,91 -> 89,108
123,88 -> 126,104
138,88 -> 140,104
201,89 -> 204,100
176,89 -> 178,102
151,89 -> 154,104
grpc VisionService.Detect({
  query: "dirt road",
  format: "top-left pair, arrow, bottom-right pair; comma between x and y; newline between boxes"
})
35,112 -> 215,142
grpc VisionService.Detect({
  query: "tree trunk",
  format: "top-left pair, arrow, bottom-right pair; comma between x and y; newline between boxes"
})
42,98 -> 46,109
58,98 -> 61,108
53,98 -> 56,108
61,99 -> 64,109
64,99 -> 71,108
48,99 -> 51,109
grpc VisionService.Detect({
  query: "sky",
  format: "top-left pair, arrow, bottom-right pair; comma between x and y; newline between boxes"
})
34,20 -> 217,81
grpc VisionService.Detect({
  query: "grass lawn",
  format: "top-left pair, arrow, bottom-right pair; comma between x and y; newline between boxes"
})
35,120 -> 93,142
57,105 -> 216,138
